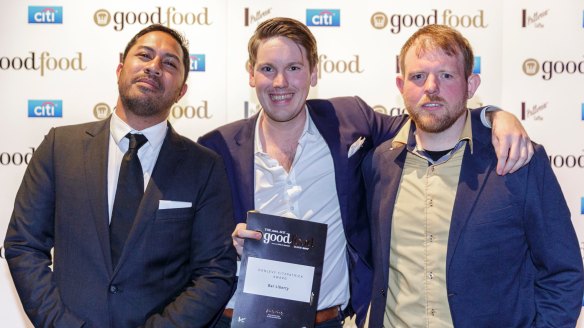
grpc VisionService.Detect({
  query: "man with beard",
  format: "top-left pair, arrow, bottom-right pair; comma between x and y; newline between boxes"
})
4,24 -> 236,328
198,18 -> 535,327
363,25 -> 583,327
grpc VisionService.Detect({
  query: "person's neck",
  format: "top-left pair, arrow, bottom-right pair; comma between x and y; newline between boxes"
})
116,101 -> 167,131
415,113 -> 466,151
258,109 -> 306,172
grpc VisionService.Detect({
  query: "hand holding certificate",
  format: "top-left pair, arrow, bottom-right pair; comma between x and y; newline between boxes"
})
231,211 -> 327,327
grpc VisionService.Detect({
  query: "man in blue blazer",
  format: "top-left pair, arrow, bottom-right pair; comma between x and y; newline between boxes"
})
4,25 -> 236,327
198,18 -> 533,327
363,25 -> 583,327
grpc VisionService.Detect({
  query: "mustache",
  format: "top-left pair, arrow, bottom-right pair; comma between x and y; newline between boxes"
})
134,75 -> 161,89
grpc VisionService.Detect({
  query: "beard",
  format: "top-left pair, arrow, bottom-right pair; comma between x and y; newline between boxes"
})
407,95 -> 467,133
118,75 -> 179,118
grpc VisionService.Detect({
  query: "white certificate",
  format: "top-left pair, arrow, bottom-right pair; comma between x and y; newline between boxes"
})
242,257 -> 315,303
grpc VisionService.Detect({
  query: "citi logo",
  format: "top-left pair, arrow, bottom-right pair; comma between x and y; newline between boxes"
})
28,100 -> 62,118
306,9 -> 340,27
190,54 -> 205,72
473,56 -> 481,74
521,9 -> 549,28
28,6 -> 63,24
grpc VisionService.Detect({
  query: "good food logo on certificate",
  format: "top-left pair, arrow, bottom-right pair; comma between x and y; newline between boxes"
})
232,211 -> 327,328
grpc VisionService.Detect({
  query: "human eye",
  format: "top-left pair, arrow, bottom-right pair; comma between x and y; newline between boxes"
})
137,52 -> 151,60
259,65 -> 273,73
164,59 -> 178,68
409,73 -> 425,81
441,72 -> 454,79
288,65 -> 301,71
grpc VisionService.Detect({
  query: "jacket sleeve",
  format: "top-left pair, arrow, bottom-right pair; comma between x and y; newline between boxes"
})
4,128 -> 85,328
523,145 -> 584,327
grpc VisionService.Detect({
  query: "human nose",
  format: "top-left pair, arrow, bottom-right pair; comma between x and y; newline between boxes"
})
424,75 -> 439,95
272,71 -> 288,88
144,57 -> 162,76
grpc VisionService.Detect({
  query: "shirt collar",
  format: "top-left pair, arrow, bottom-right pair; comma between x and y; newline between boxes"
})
392,109 -> 474,154
253,105 -> 314,154
110,108 -> 168,149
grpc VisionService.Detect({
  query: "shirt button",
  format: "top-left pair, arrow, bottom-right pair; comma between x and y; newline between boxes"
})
428,272 -> 434,279
428,199 -> 433,207
431,309 -> 436,316
109,285 -> 119,294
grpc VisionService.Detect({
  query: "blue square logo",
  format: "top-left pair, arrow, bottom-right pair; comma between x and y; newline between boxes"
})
28,6 -> 63,24
28,100 -> 63,118
581,103 -> 584,120
190,54 -> 205,72
581,197 -> 584,215
306,9 -> 340,27
473,56 -> 481,74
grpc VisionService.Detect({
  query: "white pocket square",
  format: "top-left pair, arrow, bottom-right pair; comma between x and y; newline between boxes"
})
348,136 -> 366,158
158,200 -> 192,209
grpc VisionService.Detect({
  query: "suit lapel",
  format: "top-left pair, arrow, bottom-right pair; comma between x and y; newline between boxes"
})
375,144 -> 407,283
446,132 -> 496,272
83,119 -> 113,274
233,116 -> 258,214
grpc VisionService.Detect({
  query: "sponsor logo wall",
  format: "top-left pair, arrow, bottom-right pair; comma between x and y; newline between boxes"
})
1,1 -> 583,326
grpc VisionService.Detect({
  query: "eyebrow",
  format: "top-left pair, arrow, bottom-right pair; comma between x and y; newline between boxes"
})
135,45 -> 181,62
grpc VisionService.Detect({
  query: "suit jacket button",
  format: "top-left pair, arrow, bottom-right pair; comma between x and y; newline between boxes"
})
109,285 -> 119,294
381,289 -> 386,297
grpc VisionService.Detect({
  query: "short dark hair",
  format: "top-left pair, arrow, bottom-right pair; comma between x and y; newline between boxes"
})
248,17 -> 318,72
122,24 -> 190,83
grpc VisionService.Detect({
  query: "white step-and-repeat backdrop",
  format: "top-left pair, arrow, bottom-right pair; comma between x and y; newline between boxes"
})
1,1 -> 583,326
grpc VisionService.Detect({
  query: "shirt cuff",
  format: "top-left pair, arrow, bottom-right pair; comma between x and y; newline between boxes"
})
480,105 -> 501,129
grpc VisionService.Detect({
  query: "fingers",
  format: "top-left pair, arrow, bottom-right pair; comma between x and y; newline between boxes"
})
507,136 -> 533,174
231,223 -> 262,257
497,134 -> 533,175
494,134 -> 508,175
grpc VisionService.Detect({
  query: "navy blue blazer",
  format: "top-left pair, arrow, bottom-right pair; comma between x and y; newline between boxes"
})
5,118 -> 237,328
363,112 -> 584,327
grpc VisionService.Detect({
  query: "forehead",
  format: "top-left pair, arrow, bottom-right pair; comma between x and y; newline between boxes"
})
256,36 -> 307,62
131,31 -> 183,58
403,44 -> 463,72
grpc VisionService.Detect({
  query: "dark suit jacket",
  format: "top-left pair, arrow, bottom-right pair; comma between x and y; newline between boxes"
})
363,112 -> 584,327
198,96 -> 411,324
4,118 -> 237,328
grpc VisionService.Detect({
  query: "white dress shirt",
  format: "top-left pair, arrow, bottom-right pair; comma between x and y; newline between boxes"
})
107,110 -> 167,222
252,109 -> 350,311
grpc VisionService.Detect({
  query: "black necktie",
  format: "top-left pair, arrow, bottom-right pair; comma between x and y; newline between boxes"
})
110,133 -> 148,267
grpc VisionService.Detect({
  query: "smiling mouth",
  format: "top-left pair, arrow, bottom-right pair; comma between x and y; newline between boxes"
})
270,93 -> 293,102
422,102 -> 443,109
